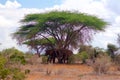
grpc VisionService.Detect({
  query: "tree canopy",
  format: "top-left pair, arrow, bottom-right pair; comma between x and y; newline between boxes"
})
12,11 -> 107,56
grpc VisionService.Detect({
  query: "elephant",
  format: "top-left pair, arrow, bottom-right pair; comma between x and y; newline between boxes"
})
45,49 -> 58,63
45,49 -> 73,64
60,49 -> 73,63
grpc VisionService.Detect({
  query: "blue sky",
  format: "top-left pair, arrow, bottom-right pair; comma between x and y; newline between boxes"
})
0,0 -> 120,52
0,0 -> 62,8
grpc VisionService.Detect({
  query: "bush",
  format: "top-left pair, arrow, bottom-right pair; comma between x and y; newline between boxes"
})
12,72 -> 25,80
68,51 -> 89,64
92,54 -> 111,75
0,55 -> 10,80
10,68 -> 25,80
42,56 -> 48,64
113,55 -> 120,71
0,55 -> 6,68
68,55 -> 76,64
0,47 -> 26,65
0,48 -> 26,80
80,51 -> 89,63
10,53 -> 26,65
0,68 -> 10,79
114,55 -> 120,64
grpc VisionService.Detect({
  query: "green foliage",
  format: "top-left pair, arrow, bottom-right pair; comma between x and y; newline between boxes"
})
68,52 -> 89,64
0,48 -> 26,80
107,43 -> 118,58
0,55 -> 10,79
13,10 -> 107,52
68,55 -> 76,64
0,68 -> 10,79
79,51 -> 89,63
0,55 -> 6,69
23,37 -> 56,46
107,43 -> 118,51
1,47 -> 26,65
1,47 -> 24,57
12,71 -> 25,80
79,45 -> 95,58
10,53 -> 26,65
22,11 -> 107,30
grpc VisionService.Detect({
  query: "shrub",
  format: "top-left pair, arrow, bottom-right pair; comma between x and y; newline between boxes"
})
10,53 -> 26,65
0,68 -> 10,80
0,48 -> 26,80
92,54 -> 111,75
113,55 -> 120,71
0,55 -> 6,68
79,51 -> 89,64
0,55 -> 10,80
42,56 -> 48,64
114,55 -> 120,64
68,52 -> 88,64
0,47 -> 26,66
68,55 -> 76,64
10,68 -> 25,80
12,72 -> 25,80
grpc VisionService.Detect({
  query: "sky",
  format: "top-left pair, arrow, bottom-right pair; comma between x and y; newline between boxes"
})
0,0 -> 120,52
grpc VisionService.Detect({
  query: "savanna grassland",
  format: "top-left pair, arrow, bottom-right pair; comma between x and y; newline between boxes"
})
23,55 -> 120,80
0,47 -> 120,80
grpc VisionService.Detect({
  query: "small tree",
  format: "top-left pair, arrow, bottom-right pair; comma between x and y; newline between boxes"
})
107,43 -> 118,59
0,48 -> 26,80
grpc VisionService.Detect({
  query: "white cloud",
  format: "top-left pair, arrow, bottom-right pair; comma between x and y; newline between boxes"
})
0,0 -> 44,51
0,0 -> 120,52
52,0 -> 116,21
0,0 -> 21,9
0,16 -> 14,27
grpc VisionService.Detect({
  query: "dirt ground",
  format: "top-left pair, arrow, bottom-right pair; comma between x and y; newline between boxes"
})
22,63 -> 120,80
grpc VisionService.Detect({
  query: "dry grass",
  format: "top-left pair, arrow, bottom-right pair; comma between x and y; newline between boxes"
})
21,63 -> 120,80
20,56 -> 120,80
92,55 -> 112,75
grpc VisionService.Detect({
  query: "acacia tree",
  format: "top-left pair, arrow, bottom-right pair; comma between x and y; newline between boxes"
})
12,11 -> 107,56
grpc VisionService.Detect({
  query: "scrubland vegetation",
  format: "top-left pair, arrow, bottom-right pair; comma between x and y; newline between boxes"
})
0,46 -> 120,80
1,11 -> 120,80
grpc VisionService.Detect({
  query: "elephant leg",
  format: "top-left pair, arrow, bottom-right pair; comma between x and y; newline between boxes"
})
53,57 -> 55,63
49,58 -> 52,63
62,56 -> 65,63
66,58 -> 68,63
47,56 -> 50,63
61,57 -> 64,63
57,57 -> 62,63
